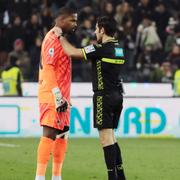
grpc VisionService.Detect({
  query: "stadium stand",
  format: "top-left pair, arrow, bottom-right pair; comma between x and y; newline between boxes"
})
0,0 -> 180,82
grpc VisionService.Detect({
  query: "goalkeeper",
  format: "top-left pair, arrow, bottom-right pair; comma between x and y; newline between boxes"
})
35,7 -> 77,180
53,16 -> 126,180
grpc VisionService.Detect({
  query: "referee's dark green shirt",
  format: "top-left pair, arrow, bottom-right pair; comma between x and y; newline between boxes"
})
82,39 -> 125,92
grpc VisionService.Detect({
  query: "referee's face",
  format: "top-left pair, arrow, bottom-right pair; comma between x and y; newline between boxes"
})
95,23 -> 103,43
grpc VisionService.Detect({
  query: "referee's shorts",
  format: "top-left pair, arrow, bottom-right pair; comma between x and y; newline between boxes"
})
93,90 -> 123,130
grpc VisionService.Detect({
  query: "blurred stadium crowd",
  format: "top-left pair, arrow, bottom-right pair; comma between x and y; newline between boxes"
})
0,0 -> 180,82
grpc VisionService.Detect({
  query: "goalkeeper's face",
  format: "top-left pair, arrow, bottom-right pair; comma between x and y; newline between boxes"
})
56,14 -> 78,34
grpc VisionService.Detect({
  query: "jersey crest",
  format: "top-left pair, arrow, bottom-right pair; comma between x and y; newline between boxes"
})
48,48 -> 54,57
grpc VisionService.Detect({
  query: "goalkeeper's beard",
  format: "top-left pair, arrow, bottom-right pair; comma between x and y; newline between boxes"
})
63,28 -> 77,37
69,27 -> 77,34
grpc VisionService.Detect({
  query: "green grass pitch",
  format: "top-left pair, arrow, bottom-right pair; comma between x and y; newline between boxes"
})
0,138 -> 180,180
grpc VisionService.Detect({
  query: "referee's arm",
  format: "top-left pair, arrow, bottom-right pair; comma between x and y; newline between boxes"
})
60,36 -> 86,60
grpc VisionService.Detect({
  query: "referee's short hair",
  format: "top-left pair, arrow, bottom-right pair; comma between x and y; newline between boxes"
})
97,16 -> 117,36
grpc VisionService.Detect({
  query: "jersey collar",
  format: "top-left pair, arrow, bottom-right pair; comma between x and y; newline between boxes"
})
103,38 -> 118,44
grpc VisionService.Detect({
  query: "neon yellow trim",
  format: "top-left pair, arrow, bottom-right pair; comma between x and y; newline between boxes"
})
101,58 -> 125,64
82,48 -> 87,60
103,38 -> 118,43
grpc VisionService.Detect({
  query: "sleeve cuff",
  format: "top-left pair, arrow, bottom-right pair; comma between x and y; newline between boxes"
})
82,48 -> 87,60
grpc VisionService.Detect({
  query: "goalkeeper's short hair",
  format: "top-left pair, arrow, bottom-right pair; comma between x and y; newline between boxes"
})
55,6 -> 77,18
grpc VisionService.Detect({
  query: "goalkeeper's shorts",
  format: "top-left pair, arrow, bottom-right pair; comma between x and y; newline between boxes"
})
93,90 -> 123,130
39,103 -> 70,130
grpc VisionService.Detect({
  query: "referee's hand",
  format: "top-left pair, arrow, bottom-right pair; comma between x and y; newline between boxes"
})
51,26 -> 62,38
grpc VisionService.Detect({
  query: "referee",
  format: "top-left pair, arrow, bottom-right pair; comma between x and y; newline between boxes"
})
54,16 -> 126,180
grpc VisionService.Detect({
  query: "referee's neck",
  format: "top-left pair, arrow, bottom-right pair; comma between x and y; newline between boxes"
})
102,35 -> 115,44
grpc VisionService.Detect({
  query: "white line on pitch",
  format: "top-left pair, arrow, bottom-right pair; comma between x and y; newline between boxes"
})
0,143 -> 20,147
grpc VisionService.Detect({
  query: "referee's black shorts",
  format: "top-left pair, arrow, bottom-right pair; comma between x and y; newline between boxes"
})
93,90 -> 123,130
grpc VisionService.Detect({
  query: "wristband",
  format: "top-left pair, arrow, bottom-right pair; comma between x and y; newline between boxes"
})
52,87 -> 63,106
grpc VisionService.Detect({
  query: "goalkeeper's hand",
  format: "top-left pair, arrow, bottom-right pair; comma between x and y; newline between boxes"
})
52,87 -> 68,112
56,97 -> 68,112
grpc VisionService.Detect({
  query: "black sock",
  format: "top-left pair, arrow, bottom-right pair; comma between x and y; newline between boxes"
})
103,145 -> 117,180
114,143 -> 126,180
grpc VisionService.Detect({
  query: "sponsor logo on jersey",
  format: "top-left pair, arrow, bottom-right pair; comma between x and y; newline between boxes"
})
115,48 -> 124,57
